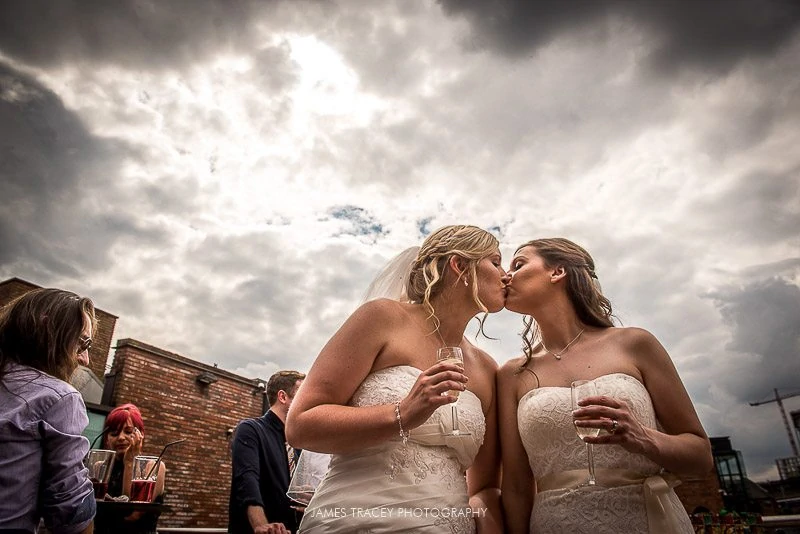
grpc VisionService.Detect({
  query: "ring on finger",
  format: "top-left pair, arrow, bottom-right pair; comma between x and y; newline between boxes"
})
609,419 -> 619,434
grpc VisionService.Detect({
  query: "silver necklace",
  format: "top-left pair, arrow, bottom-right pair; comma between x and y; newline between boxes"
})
541,328 -> 585,360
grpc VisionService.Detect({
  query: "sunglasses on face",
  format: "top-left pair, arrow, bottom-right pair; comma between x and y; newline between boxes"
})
77,336 -> 92,354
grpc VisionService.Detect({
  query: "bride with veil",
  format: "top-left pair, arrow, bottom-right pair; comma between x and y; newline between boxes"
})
286,225 -> 505,533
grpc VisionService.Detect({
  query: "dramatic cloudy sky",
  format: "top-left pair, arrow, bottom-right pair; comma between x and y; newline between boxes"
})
1,0 -> 799,480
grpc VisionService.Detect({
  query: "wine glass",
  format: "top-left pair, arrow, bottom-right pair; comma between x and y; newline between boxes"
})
571,379 -> 600,485
437,347 -> 470,436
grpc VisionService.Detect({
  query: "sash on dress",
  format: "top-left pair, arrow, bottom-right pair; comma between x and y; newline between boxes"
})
536,468 -> 684,534
407,391 -> 484,469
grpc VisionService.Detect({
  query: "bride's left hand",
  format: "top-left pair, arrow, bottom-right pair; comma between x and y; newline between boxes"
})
572,395 -> 649,455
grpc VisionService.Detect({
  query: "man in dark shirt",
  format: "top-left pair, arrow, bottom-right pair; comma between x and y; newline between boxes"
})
229,370 -> 305,534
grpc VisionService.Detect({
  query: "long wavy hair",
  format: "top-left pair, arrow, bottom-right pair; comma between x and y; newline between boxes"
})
0,288 -> 96,383
516,238 -> 615,372
407,225 -> 499,338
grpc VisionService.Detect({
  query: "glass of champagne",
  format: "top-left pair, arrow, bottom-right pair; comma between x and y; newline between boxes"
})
571,379 -> 600,485
437,347 -> 470,436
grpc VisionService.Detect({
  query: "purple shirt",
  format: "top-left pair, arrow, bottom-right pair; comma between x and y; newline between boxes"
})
0,363 -> 95,534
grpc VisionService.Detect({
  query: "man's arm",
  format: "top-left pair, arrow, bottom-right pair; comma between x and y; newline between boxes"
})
40,392 -> 96,534
231,420 -> 294,533
246,505 -> 289,534
231,421 -> 267,510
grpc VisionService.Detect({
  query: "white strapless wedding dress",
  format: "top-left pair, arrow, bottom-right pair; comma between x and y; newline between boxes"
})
519,373 -> 693,534
298,366 -> 485,534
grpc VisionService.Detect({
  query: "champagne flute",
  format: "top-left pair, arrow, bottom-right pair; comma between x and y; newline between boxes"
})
571,379 -> 600,485
437,347 -> 470,436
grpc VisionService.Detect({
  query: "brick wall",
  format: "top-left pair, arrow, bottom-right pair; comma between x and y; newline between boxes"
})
0,278 -> 37,306
109,339 -> 264,527
675,472 -> 725,514
0,277 -> 117,379
88,307 -> 117,378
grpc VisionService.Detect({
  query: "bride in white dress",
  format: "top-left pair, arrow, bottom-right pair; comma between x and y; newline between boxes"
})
287,225 -> 506,533
497,238 -> 713,534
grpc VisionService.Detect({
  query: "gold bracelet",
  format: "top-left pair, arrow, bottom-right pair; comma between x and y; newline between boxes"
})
394,401 -> 410,446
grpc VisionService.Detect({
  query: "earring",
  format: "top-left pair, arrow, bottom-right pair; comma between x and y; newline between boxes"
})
464,278 -> 469,286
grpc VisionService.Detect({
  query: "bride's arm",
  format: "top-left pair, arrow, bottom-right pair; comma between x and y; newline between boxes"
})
286,299 -> 464,453
497,360 -> 534,534
577,328 -> 713,477
467,351 -> 502,533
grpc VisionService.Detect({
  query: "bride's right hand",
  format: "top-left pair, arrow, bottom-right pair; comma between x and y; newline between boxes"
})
399,361 -> 468,429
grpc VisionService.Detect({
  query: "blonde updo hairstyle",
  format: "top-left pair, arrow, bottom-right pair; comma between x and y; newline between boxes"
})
517,238 -> 615,371
407,225 -> 499,338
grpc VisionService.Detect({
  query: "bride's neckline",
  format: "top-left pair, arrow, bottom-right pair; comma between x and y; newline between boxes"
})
518,372 -> 646,405
362,364 -> 481,402
369,363 -> 427,375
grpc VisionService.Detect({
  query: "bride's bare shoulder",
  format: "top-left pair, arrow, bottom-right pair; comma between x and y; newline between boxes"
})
464,342 -> 499,372
498,356 -> 527,380
353,298 -> 406,317
347,299 -> 416,333
603,326 -> 659,347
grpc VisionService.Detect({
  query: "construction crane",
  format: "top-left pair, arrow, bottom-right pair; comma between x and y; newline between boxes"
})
749,388 -> 800,457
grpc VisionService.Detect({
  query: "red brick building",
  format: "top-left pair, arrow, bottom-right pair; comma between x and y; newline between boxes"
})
105,339 -> 265,526
676,473 -> 724,514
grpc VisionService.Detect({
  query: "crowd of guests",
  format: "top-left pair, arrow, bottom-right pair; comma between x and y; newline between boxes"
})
0,224 -> 714,534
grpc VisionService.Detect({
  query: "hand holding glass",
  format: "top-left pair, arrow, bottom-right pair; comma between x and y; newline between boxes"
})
437,347 -> 470,436
571,380 -> 599,485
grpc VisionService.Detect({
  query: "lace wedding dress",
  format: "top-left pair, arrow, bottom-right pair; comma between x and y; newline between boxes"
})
298,365 -> 485,534
519,373 -> 693,534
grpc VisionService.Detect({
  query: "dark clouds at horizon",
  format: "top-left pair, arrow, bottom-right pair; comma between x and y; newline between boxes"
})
439,0 -> 800,74
5,0 -> 796,74
0,0 -> 267,68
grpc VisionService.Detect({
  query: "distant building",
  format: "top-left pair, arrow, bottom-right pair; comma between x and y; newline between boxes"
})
778,456 -> 800,481
711,436 -> 779,514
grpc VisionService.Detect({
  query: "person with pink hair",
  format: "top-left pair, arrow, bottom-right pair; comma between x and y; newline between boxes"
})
103,403 -> 166,500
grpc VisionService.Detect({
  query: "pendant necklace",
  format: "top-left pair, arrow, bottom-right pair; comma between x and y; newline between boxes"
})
541,328 -> 585,360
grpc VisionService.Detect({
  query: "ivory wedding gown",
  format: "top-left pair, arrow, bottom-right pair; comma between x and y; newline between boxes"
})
298,365 -> 485,534
518,373 -> 694,534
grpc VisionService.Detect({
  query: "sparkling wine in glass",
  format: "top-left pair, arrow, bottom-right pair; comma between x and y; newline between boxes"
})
571,379 -> 600,485
437,347 -> 470,436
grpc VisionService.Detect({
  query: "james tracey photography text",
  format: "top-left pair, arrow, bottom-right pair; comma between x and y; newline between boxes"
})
303,507 -> 488,520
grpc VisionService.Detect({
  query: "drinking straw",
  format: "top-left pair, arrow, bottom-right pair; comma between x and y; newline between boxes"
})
89,427 -> 111,449
145,438 -> 187,479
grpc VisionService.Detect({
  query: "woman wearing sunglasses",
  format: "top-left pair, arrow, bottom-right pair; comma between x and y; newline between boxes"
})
0,288 -> 97,534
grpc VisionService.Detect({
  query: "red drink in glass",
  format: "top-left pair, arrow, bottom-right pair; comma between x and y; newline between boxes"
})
91,478 -> 108,499
130,479 -> 155,502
